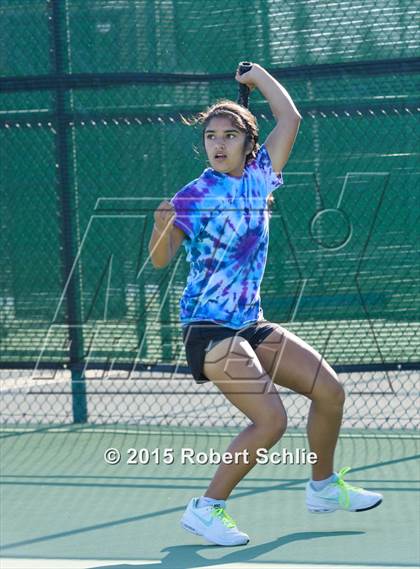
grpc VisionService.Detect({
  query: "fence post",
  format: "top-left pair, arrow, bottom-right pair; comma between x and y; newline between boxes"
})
50,0 -> 87,423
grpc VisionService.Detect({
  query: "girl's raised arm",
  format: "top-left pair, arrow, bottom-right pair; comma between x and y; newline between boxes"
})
235,63 -> 302,172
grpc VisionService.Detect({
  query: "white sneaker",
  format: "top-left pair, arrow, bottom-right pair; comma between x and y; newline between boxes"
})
180,497 -> 249,546
306,467 -> 383,513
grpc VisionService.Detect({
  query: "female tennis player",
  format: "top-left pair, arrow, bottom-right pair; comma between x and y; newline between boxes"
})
149,62 -> 382,546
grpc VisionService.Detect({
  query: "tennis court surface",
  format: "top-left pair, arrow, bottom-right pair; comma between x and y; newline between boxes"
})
1,416 -> 419,568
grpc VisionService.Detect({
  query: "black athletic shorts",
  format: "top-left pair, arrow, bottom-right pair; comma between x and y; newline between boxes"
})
182,319 -> 278,384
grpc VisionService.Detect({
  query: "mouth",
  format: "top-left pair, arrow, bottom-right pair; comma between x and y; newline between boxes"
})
214,154 -> 227,162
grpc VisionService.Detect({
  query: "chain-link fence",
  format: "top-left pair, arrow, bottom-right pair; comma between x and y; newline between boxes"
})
1,0 -> 419,430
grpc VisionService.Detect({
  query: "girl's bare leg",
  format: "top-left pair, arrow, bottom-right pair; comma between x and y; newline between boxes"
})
254,326 -> 345,480
202,336 -> 287,500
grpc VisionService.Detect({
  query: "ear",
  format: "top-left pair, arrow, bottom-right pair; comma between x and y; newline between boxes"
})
245,139 -> 254,155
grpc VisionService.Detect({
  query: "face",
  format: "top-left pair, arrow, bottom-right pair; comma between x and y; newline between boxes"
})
204,115 -> 252,178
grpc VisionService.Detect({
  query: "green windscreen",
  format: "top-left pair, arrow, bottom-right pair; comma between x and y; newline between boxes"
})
0,0 -> 418,429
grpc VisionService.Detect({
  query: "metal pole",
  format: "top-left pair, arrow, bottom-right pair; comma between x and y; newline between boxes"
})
50,0 -> 87,423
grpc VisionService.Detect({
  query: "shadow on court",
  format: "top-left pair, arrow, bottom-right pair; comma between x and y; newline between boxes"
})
87,531 -> 364,569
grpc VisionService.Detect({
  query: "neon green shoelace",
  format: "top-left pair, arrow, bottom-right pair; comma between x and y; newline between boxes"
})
211,506 -> 237,528
333,466 -> 364,508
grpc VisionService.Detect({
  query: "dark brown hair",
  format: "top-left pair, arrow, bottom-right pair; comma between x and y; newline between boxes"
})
182,99 -> 274,210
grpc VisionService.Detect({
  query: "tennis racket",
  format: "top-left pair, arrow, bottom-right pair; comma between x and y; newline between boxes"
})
237,61 -> 253,108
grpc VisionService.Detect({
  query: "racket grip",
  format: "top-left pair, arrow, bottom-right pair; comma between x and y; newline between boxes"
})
237,61 -> 253,108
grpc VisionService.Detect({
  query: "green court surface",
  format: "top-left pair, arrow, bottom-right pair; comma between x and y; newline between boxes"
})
1,426 -> 419,569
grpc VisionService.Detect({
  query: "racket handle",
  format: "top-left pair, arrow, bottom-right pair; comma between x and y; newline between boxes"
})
237,61 -> 253,108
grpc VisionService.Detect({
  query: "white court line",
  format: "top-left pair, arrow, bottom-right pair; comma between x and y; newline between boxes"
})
0,560 -> 158,568
1,426 -> 418,439
0,559 -> 416,569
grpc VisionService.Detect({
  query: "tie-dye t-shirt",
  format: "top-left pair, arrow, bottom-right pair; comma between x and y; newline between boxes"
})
170,144 -> 283,329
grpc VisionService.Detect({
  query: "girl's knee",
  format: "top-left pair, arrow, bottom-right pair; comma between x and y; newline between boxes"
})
257,407 -> 287,441
336,381 -> 346,406
314,373 -> 345,407
328,377 -> 345,406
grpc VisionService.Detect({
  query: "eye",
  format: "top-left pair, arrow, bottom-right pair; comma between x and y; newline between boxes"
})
227,133 -> 236,139
205,134 -> 215,140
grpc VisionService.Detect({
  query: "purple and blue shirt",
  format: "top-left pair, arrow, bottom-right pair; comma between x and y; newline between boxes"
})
170,144 -> 283,329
